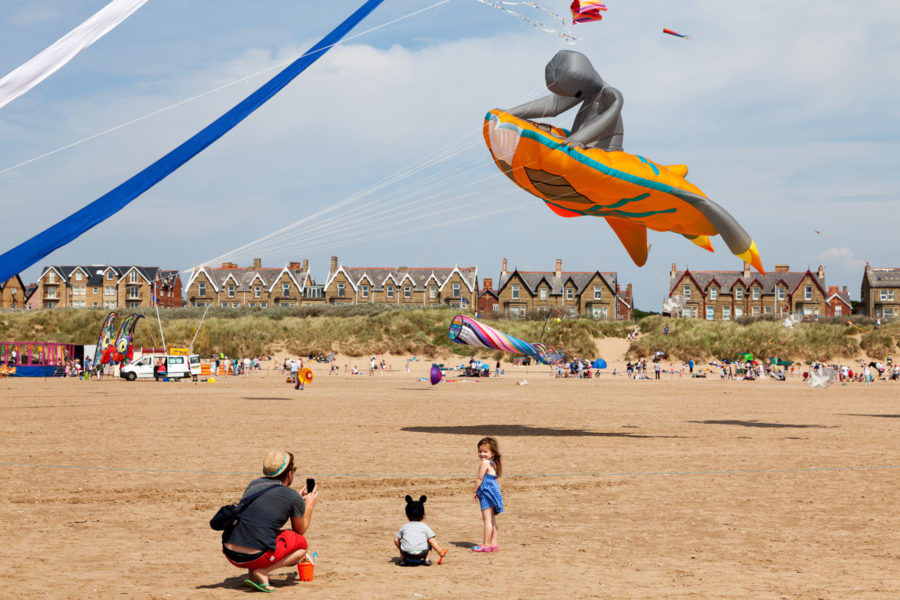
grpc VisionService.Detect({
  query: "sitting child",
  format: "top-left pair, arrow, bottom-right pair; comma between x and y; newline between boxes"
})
394,495 -> 448,566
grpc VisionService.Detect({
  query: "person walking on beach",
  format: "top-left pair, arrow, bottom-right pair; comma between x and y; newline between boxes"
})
472,436 -> 503,553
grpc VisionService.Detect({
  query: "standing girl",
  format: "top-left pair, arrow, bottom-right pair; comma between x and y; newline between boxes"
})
472,436 -> 503,552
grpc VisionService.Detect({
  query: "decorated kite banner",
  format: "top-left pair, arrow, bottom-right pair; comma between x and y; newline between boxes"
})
0,0 -> 147,111
570,0 -> 607,24
93,311 -> 120,368
448,314 -> 561,364
0,0 -> 384,286
112,313 -> 143,364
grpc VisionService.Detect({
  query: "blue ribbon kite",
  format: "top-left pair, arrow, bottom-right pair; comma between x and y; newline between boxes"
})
0,0 -> 384,284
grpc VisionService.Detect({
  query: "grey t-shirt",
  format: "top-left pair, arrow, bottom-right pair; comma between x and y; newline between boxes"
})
395,521 -> 435,554
225,477 -> 305,551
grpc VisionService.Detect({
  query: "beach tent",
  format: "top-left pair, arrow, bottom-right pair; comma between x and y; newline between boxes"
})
591,358 -> 607,369
736,352 -> 754,362
770,357 -> 792,366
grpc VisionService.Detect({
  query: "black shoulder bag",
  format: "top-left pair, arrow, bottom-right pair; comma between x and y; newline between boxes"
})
210,484 -> 281,532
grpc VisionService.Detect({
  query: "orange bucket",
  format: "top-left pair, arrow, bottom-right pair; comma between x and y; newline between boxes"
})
297,561 -> 314,582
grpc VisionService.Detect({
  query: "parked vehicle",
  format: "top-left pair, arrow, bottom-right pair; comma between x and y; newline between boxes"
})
120,354 -> 201,381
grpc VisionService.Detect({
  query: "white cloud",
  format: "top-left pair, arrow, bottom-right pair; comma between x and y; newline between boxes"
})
819,247 -> 864,271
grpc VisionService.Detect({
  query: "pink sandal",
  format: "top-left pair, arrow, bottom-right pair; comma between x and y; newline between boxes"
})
471,545 -> 492,552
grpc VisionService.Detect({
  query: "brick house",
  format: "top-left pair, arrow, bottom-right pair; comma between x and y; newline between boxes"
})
495,258 -> 631,320
32,265 -> 181,309
0,275 -> 27,309
860,263 -> 900,319
184,258 -> 320,308
667,263 -> 828,319
478,278 -> 499,314
824,286 -> 852,318
323,256 -> 477,308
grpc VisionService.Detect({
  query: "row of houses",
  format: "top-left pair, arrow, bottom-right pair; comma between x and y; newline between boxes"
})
666,262 -> 900,321
3,259 -> 900,320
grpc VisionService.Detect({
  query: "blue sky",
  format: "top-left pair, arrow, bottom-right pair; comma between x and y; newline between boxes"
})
1,1 -> 898,309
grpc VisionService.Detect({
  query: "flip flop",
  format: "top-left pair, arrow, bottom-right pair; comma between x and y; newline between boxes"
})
244,579 -> 275,593
471,545 -> 492,552
437,549 -> 449,565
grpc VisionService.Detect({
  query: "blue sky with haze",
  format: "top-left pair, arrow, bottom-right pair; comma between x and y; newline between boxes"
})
1,1 -> 898,310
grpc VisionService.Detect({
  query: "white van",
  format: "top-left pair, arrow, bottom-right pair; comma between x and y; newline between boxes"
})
120,354 -> 201,381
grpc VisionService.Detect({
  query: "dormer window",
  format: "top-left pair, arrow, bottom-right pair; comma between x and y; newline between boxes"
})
540,288 -> 547,300
107,271 -> 114,280
735,288 -> 743,300
709,287 -> 717,301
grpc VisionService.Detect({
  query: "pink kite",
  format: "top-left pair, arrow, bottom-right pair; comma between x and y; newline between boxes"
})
570,0 -> 607,24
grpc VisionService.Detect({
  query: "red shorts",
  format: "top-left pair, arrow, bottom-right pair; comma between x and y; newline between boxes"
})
225,531 -> 307,570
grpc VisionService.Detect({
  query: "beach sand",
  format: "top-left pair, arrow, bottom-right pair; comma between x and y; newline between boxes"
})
0,354 -> 897,599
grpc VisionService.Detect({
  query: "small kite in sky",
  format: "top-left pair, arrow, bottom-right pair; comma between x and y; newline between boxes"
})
662,28 -> 689,39
571,0 -> 607,24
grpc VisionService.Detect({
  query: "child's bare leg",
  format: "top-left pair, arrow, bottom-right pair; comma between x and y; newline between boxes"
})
490,512 -> 499,547
481,507 -> 493,547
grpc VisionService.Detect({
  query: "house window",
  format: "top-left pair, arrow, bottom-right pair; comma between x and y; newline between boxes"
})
566,288 -> 574,300
386,285 -> 394,298
778,286 -> 785,300
104,301 -> 115,309
804,286 -> 812,301
130,272 -> 138,283
75,272 -> 82,281
593,286 -> 602,300
74,286 -> 85,296
735,288 -> 743,300
282,283 -> 290,297
429,285 -> 436,299
709,287 -> 717,301
880,290 -> 894,301
835,305 -> 842,316
493,304 -> 499,312
254,286 -> 261,298
452,283 -> 460,298
261,302 -> 267,308
221,302 -> 228,308
249,302 -> 256,308
752,306 -> 760,316
127,288 -> 140,299
752,287 -> 760,300
540,288 -> 547,301
106,271 -> 114,280
93,287 -> 98,294
511,285 -> 520,300
228,284 -> 235,297
232,303 -> 239,308
104,286 -> 115,296
361,285 -> 369,298
404,286 -> 411,298
735,307 -> 743,318
683,285 -> 690,298
48,272 -> 56,283
706,306 -> 714,320
198,283 -> 206,297
764,306 -> 773,314
723,307 -> 731,320
337,283 -> 345,298
591,306 -> 607,319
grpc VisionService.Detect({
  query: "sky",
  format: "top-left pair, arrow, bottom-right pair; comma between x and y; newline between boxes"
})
1,0 -> 899,310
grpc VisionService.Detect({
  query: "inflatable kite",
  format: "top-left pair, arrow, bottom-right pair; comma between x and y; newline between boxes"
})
430,365 -> 443,385
488,51 -> 763,273
0,0 -> 147,112
112,313 -> 143,364
0,0 -> 384,286
571,0 -> 607,23
448,314 -> 563,364
662,28 -> 689,39
93,311 -> 120,368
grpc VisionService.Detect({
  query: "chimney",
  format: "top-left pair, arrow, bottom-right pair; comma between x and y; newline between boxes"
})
302,258 -> 309,272
398,266 -> 408,275
774,264 -> 789,273
501,258 -> 508,276
288,261 -> 301,270
469,265 -> 477,275
742,261 -> 750,279
842,285 -> 847,292
483,278 -> 493,291
252,257 -> 261,269
817,264 -> 825,279
555,259 -> 562,279
670,262 -> 677,279
221,262 -> 237,269
828,285 -> 839,294
330,256 -> 338,276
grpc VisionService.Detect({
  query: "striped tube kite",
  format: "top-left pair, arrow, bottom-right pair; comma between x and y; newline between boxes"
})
570,0 -> 607,24
662,28 -> 689,39
93,311 -> 121,368
448,314 -> 563,364
484,109 -> 764,272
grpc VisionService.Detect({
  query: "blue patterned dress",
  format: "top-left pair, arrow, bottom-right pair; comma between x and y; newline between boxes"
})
477,460 -> 504,514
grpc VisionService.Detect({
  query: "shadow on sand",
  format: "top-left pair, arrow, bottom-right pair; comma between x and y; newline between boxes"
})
402,424 -> 683,438
688,419 -> 830,429
839,413 -> 900,419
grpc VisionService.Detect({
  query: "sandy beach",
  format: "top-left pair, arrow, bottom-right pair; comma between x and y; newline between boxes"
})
1,349 -> 897,599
